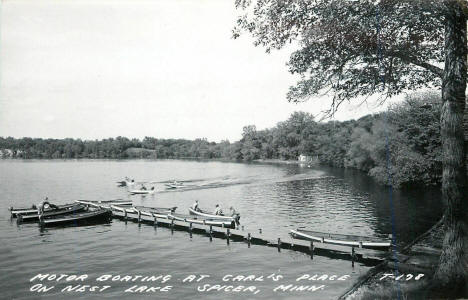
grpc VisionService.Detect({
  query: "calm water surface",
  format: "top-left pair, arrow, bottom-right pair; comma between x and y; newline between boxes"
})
0,160 -> 442,299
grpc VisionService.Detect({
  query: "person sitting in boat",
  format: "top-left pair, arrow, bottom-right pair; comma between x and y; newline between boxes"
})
37,197 -> 59,214
141,185 -> 147,190
229,206 -> 239,217
150,186 -> 155,191
192,200 -> 200,212
214,204 -> 223,216
229,206 -> 241,225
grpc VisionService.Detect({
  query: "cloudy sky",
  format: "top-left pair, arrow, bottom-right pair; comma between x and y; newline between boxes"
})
0,0 -> 392,142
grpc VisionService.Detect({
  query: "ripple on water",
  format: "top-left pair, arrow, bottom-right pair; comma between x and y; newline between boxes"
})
0,160 -> 442,299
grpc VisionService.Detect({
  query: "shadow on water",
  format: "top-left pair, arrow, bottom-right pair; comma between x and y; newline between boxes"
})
315,166 -> 443,246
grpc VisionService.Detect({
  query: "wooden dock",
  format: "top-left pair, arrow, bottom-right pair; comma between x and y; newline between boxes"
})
79,201 -> 389,266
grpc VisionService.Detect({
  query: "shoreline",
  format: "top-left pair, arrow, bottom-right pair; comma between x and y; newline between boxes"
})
340,218 -> 444,299
0,156 -> 315,165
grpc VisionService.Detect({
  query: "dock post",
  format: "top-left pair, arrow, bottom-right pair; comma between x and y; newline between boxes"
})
189,222 -> 193,238
277,238 -> 281,252
310,241 -> 314,259
152,214 -> 158,227
247,233 -> 251,248
227,228 -> 230,244
123,209 -> 127,221
209,225 -> 213,241
137,210 -> 141,224
351,247 -> 355,267
171,218 -> 174,228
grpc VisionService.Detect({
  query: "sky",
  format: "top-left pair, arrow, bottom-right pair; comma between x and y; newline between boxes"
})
0,0 -> 397,142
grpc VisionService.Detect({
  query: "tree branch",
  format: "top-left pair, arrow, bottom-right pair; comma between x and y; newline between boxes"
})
388,50 -> 444,77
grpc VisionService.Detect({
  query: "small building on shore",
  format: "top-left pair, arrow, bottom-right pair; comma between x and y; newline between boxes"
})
298,154 -> 311,162
298,154 -> 319,165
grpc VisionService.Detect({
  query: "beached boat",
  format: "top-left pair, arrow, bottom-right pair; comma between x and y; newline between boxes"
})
169,212 -> 236,228
188,207 -> 239,222
289,229 -> 392,249
39,208 -> 112,227
10,203 -> 78,218
17,203 -> 86,223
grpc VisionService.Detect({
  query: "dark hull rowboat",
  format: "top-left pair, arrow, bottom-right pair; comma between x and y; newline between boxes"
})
188,207 -> 239,222
10,203 -> 78,217
289,229 -> 392,250
17,203 -> 86,223
169,212 -> 235,229
40,208 -> 112,226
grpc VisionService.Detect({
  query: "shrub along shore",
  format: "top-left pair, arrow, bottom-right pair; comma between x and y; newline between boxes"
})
1,92 -> 443,189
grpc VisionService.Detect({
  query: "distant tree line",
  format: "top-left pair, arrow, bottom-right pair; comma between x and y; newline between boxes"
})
0,92 -> 441,187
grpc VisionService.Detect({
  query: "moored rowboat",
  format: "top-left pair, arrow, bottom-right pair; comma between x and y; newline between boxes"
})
39,208 -> 112,227
188,207 -> 239,222
10,203 -> 77,217
110,205 -> 171,219
169,212 -> 236,229
17,203 -> 86,223
76,199 -> 132,208
132,206 -> 177,213
289,229 -> 392,249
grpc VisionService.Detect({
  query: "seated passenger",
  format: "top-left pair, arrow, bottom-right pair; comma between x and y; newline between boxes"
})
214,204 -> 223,216
229,206 -> 241,225
192,200 -> 200,212
37,197 -> 59,214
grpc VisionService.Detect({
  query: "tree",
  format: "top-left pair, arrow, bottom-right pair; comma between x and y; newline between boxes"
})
234,0 -> 467,295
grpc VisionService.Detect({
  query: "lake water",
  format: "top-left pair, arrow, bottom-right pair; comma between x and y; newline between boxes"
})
0,160 -> 442,299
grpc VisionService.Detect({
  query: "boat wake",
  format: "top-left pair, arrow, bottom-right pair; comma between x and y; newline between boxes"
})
146,170 -> 331,194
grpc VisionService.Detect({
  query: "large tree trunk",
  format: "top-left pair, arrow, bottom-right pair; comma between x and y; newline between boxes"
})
433,0 -> 468,296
